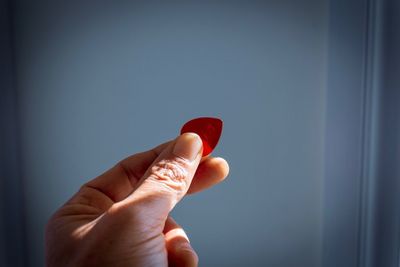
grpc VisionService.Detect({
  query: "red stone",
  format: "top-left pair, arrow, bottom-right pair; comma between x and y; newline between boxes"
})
180,117 -> 223,157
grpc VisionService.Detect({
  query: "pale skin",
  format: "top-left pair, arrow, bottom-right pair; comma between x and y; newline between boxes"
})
45,133 -> 229,267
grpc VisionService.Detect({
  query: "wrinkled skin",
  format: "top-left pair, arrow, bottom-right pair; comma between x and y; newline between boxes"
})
46,133 -> 229,267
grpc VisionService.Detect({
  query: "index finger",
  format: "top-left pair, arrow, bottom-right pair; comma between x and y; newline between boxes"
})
80,140 -> 172,203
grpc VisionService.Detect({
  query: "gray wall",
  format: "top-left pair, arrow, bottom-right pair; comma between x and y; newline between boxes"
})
12,1 -> 327,266
5,0 -> 400,267
323,0 -> 400,266
0,0 -> 25,266
322,0 -> 369,265
372,0 -> 400,265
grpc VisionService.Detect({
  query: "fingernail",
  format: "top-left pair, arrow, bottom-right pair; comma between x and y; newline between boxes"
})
173,133 -> 202,161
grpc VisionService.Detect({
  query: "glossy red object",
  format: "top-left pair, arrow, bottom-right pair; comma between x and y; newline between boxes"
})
180,117 -> 223,157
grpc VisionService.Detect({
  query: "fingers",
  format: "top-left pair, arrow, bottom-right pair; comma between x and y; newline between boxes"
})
71,141 -> 171,205
81,151 -> 228,207
187,157 -> 229,194
69,134 -> 229,213
165,217 -> 198,267
117,133 -> 203,222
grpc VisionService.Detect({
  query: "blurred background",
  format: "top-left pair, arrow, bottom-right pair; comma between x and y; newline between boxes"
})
1,0 -> 399,266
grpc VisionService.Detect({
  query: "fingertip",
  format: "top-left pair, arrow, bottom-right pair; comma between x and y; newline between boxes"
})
165,220 -> 199,267
176,245 -> 199,267
168,240 -> 198,267
186,157 -> 229,195
201,157 -> 229,182
211,157 -> 230,179
173,133 -> 203,162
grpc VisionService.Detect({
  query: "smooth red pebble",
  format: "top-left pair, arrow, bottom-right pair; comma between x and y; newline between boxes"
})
180,117 -> 223,157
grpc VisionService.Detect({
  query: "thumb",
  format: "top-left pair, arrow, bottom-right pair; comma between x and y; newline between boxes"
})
116,133 -> 203,225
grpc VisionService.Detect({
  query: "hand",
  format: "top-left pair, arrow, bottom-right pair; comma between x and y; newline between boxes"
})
45,133 -> 229,267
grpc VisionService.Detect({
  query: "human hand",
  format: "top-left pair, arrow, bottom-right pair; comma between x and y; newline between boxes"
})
45,133 -> 229,267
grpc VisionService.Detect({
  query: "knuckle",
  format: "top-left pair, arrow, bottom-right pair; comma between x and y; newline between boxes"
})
106,201 -> 163,232
106,202 -> 142,225
148,158 -> 190,194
